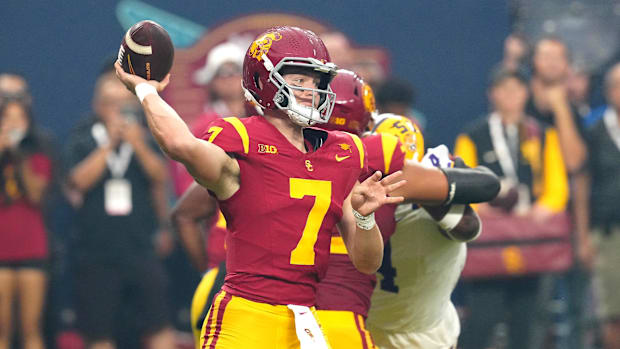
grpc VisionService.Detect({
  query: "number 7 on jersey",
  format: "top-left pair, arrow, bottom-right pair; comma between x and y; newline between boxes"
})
289,178 -> 332,265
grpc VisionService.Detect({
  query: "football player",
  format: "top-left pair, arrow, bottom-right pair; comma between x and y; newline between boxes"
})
171,182 -> 227,348
367,115 -> 478,349
314,70 -> 496,348
115,26 -> 405,349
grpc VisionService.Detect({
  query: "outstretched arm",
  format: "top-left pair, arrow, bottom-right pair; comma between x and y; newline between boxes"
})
114,62 -> 238,199
392,159 -> 500,206
337,171 -> 405,274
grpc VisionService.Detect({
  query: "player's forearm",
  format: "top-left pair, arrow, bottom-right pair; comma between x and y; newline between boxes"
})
439,166 -> 501,205
350,225 -> 384,274
141,95 -> 197,162
171,183 -> 217,271
392,164 -> 449,205
394,162 -> 500,205
69,145 -> 111,192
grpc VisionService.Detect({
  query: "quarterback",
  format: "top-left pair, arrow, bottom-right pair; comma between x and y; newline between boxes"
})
116,26 -> 405,349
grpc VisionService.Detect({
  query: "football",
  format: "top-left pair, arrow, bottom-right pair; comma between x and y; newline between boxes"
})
117,20 -> 174,81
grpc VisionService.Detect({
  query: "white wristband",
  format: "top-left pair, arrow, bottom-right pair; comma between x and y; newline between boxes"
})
437,204 -> 465,231
135,83 -> 158,103
353,210 -> 376,230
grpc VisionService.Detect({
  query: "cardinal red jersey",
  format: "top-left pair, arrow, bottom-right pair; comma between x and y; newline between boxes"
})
201,116 -> 367,306
316,133 -> 405,317
206,211 -> 228,269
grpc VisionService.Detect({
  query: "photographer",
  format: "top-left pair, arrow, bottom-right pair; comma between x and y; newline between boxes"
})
64,61 -> 173,349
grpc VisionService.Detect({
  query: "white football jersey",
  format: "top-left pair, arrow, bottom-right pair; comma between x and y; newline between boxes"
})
367,204 -> 467,333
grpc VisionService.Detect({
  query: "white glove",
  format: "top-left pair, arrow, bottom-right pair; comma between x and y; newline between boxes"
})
421,144 -> 454,169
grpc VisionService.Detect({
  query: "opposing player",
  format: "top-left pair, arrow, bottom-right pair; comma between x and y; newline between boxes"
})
314,70 -> 497,348
115,26 -> 405,348
367,116 -> 479,349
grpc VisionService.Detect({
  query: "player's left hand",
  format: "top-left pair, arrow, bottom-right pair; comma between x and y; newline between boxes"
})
114,61 -> 170,93
352,171 -> 405,216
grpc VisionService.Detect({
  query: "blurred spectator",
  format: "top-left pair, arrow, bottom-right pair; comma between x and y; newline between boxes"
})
529,37 -> 592,349
500,33 -> 530,74
193,40 -> 246,118
320,31 -> 355,69
580,62 -> 620,349
64,61 -> 174,349
0,73 -> 30,99
351,53 -> 388,89
375,77 -> 427,128
375,78 -> 415,116
527,36 -> 586,174
0,94 -> 54,349
455,68 -> 569,349
567,65 -> 593,119
172,41 -> 248,196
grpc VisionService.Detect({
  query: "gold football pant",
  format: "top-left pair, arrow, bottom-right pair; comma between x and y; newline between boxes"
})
316,310 -> 377,349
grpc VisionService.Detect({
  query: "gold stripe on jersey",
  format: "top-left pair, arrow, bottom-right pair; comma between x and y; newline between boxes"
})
330,236 -> 349,255
380,133 -> 399,174
223,117 -> 249,154
358,314 -> 376,348
203,291 -> 226,348
348,133 -> 365,169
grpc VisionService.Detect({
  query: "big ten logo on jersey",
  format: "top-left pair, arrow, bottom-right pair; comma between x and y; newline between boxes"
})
258,143 -> 278,154
330,117 -> 346,126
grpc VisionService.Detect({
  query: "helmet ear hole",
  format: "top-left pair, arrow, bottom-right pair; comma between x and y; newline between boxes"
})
253,72 -> 262,90
279,87 -> 290,107
353,86 -> 359,96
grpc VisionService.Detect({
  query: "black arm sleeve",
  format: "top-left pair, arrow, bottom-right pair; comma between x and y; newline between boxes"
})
440,164 -> 500,205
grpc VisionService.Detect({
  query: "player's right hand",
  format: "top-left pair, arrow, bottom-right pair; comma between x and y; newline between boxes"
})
114,62 -> 170,94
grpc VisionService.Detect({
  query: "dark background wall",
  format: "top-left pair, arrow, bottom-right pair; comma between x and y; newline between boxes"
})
0,0 -> 510,147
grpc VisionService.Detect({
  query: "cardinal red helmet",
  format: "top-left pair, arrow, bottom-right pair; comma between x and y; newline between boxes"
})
242,26 -> 338,126
319,69 -> 377,135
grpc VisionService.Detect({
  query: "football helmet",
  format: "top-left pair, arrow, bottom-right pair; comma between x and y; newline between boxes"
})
319,69 -> 377,135
242,26 -> 338,126
373,113 -> 425,161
